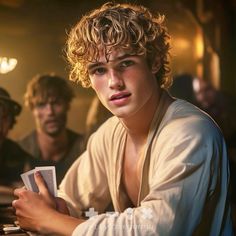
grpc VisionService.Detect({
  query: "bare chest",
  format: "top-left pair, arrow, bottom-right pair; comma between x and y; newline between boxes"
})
122,144 -> 144,206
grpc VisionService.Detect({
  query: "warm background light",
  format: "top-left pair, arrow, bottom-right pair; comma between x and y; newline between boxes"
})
195,30 -> 204,59
0,57 -> 17,74
174,38 -> 191,51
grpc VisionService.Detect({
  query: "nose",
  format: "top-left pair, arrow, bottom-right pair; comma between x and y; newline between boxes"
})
108,70 -> 124,90
45,103 -> 54,114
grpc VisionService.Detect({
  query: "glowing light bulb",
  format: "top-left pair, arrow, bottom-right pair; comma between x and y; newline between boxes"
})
0,57 -> 18,74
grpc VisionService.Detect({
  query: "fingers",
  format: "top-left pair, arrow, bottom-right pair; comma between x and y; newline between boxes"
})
12,199 -> 18,208
12,194 -> 28,217
12,187 -> 30,210
13,186 -> 27,198
12,199 -> 22,213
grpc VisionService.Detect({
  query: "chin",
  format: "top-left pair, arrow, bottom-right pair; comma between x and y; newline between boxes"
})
112,111 -> 131,119
113,106 -> 141,119
45,129 -> 61,137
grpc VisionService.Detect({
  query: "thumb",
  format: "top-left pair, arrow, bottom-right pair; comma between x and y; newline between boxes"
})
34,171 -> 57,209
34,171 -> 50,197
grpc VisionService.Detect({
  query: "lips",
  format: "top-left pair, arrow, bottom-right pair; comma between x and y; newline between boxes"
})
109,92 -> 131,101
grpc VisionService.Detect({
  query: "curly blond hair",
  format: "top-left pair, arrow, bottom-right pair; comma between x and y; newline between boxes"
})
66,2 -> 172,89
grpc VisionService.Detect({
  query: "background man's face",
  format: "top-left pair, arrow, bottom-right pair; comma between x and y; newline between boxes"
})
195,83 -> 216,109
32,97 -> 69,137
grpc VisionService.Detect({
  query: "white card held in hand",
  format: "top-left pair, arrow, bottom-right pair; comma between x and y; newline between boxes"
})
35,166 -> 57,197
20,169 -> 35,191
26,169 -> 39,193
20,166 -> 57,197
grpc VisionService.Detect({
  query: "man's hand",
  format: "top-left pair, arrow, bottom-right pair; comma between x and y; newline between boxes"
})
12,171 -> 69,233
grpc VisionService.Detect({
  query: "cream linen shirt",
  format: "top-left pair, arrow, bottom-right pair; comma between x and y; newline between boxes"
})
59,99 -> 233,236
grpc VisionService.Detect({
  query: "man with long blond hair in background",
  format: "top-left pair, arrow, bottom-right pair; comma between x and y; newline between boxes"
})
19,74 -> 85,185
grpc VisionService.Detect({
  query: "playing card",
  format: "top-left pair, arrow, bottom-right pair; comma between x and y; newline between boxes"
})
35,166 -> 57,197
20,170 -> 34,190
20,172 -> 29,189
20,166 -> 57,197
26,169 -> 39,193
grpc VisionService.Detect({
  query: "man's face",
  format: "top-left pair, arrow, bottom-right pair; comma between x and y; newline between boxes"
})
32,97 -> 69,137
87,49 -> 160,119
0,105 -> 12,146
194,81 -> 216,109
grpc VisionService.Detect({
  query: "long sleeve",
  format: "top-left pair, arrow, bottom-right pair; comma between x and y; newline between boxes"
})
58,130 -> 112,217
70,110 -> 232,235
58,100 -> 232,235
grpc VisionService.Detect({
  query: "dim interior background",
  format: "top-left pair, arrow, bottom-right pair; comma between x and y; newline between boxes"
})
0,0 -> 235,140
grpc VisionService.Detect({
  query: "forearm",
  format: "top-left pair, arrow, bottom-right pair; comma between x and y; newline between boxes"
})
39,210 -> 85,236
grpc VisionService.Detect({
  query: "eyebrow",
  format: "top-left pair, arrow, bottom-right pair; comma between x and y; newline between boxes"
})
87,53 -> 134,71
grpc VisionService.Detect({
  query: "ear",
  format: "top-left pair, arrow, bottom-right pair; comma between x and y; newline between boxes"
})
151,56 -> 161,74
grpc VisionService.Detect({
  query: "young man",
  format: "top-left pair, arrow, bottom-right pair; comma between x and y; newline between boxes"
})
0,87 -> 30,187
18,74 -> 85,185
13,3 -> 233,235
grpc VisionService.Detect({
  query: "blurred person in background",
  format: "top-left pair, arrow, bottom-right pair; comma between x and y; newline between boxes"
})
193,78 -> 236,160
193,78 -> 236,227
0,87 -> 30,187
18,74 -> 85,185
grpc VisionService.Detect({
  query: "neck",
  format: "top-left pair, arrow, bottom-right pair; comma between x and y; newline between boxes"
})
37,129 -> 68,161
121,89 -> 174,145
